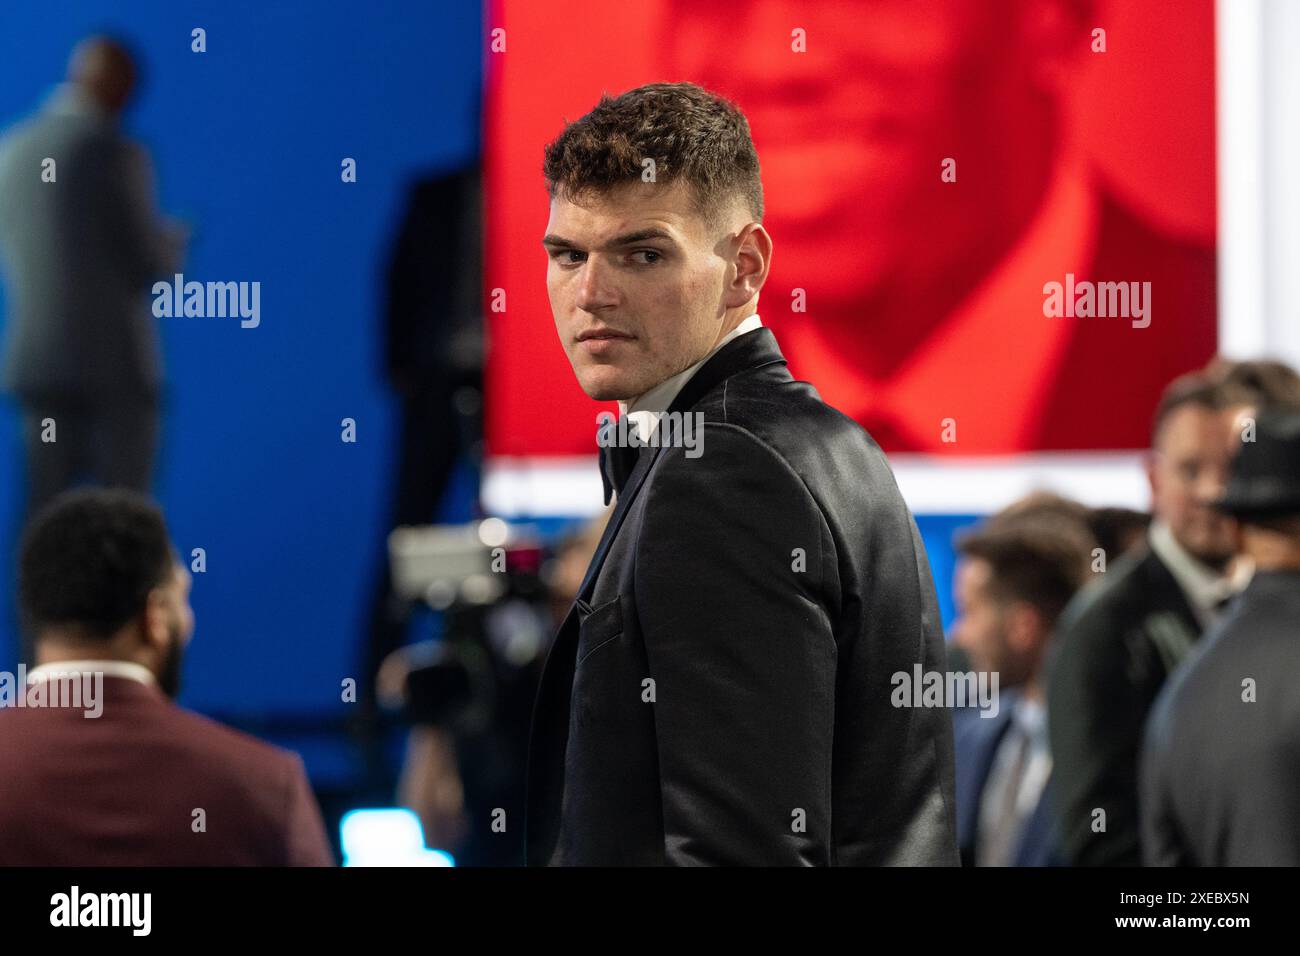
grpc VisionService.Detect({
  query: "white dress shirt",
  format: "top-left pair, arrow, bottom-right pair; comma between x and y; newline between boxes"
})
976,694 -> 1052,866
1147,520 -> 1241,629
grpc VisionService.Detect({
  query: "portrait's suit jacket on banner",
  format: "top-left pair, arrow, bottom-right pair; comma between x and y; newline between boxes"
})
525,327 -> 959,865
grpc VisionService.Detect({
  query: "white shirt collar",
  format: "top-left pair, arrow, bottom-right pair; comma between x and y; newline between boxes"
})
1148,520 -> 1237,626
617,314 -> 763,442
27,659 -> 157,688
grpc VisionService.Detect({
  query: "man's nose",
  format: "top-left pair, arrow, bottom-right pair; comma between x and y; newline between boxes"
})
1196,461 -> 1231,503
574,257 -> 618,312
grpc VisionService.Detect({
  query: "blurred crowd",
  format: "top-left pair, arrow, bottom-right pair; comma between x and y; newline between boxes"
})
950,358 -> 1300,866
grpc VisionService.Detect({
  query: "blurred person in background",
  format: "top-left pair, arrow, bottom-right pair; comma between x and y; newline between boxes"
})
1085,507 -> 1151,563
1047,370 -> 1261,865
361,164 -> 484,728
990,490 -> 1091,530
1141,408 -> 1300,865
1206,357 -> 1300,408
982,490 -> 1150,564
0,36 -> 185,520
950,507 -> 1094,866
0,488 -> 332,866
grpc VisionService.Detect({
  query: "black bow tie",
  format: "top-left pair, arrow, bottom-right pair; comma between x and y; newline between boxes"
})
599,442 -> 643,506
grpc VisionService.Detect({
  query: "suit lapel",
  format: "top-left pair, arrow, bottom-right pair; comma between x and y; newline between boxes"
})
665,326 -> 786,418
576,444 -> 657,603
1013,775 -> 1058,866
524,598 -> 577,863
526,326 -> 789,863
959,708 -> 1014,858
1139,549 -> 1204,664
575,326 -> 788,604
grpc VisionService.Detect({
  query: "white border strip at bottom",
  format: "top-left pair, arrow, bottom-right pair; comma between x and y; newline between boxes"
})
482,452 -> 1151,518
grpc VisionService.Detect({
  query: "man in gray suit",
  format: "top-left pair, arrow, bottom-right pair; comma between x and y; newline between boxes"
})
0,37 -> 184,523
1141,408 -> 1300,865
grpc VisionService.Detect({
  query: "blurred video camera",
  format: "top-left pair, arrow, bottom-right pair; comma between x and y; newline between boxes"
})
382,519 -> 550,731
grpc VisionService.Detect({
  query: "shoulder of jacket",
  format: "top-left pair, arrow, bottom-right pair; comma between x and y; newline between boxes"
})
1062,549 -> 1154,627
168,705 -> 302,778
691,372 -> 883,467
652,418 -> 813,498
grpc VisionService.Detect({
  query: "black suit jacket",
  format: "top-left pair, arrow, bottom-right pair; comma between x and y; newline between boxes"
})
1141,569 -> 1300,866
525,328 -> 959,865
1046,547 -> 1202,866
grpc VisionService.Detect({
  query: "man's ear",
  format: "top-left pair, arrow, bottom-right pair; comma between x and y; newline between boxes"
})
723,222 -> 772,310
1005,601 -> 1046,653
140,589 -> 171,652
1144,450 -> 1160,505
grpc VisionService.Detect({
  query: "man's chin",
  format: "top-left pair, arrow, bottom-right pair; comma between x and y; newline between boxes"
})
577,371 -> 636,403
1184,533 -> 1237,571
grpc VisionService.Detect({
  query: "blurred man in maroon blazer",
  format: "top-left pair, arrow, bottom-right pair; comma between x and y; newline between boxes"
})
668,0 -> 1215,452
0,488 -> 333,866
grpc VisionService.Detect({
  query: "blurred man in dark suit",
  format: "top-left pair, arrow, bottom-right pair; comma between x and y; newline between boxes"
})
526,83 -> 957,865
0,37 -> 184,522
950,511 -> 1093,866
362,165 -> 483,713
0,488 -> 332,866
1141,408 -> 1300,865
1047,372 -> 1256,865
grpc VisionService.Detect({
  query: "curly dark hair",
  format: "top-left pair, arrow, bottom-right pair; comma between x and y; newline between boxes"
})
543,82 -> 763,224
18,486 -> 174,639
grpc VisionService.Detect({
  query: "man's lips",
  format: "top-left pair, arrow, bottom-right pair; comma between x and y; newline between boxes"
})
576,328 -> 634,357
576,328 -> 634,342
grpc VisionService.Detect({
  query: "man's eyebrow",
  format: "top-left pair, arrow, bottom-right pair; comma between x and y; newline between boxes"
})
541,228 -> 678,250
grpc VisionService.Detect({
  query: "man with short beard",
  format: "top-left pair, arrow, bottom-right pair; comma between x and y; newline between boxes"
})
1047,372 -> 1257,866
0,488 -> 332,865
950,512 -> 1094,866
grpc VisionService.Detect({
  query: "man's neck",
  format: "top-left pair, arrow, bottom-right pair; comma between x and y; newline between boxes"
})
707,309 -> 754,352
620,312 -> 762,417
35,632 -> 146,670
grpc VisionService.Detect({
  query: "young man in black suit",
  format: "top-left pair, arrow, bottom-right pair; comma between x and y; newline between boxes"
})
525,82 -> 958,865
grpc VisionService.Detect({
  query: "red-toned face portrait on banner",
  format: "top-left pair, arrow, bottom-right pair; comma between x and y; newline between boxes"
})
485,0 -> 1216,459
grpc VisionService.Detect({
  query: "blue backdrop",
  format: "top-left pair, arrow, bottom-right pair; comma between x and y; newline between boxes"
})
0,2 -> 483,752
